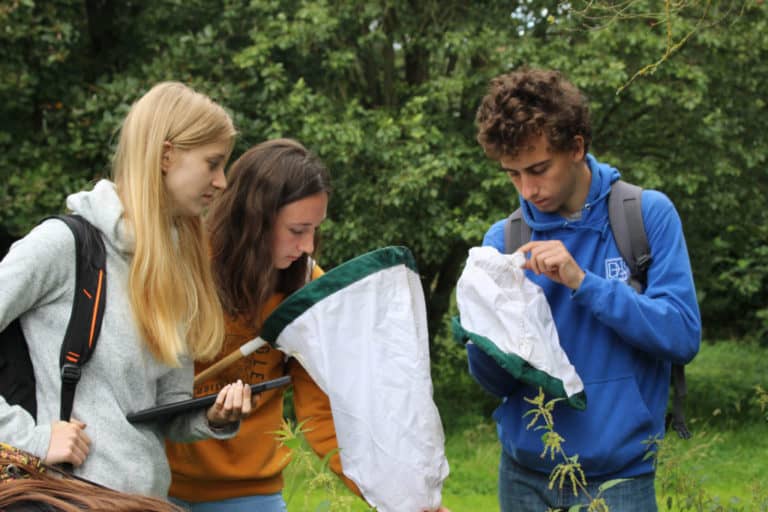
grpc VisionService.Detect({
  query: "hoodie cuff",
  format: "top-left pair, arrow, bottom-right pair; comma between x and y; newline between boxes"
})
571,270 -> 599,302
205,418 -> 239,438
29,424 -> 53,460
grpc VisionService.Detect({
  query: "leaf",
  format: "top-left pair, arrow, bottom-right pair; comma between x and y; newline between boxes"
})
281,437 -> 302,450
319,447 -> 340,467
597,478 -> 631,492
314,500 -> 331,512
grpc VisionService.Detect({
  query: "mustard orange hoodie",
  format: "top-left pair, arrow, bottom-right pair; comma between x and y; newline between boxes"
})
166,266 -> 360,501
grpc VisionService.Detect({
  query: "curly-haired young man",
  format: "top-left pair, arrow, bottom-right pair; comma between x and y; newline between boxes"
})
468,68 -> 701,511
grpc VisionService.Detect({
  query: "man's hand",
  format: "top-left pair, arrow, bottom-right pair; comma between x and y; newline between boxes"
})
45,419 -> 91,466
206,379 -> 252,427
518,240 -> 585,290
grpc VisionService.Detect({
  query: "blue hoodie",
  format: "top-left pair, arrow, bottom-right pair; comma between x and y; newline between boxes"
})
468,154 -> 701,478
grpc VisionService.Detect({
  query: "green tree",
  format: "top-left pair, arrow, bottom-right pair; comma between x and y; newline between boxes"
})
1,0 -> 765,343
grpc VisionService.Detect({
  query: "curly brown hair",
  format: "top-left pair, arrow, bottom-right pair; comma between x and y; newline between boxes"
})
206,138 -> 331,324
475,68 -> 591,160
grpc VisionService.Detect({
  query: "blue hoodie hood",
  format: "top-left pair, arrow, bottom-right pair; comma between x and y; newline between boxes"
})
520,154 -> 621,234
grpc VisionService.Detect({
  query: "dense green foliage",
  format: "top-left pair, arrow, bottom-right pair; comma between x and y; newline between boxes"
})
1,0 -> 766,342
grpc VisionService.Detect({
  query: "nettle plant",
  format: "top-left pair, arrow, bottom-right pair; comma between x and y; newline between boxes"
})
274,418 -> 367,512
524,388 -> 631,512
527,385 -> 768,512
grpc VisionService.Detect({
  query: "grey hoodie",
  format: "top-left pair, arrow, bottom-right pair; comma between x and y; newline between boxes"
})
0,180 -> 236,496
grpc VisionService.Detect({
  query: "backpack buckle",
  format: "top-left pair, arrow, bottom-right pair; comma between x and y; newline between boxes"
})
636,253 -> 652,272
60,363 -> 82,385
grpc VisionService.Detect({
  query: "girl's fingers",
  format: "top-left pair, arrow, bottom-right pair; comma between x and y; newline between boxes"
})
207,384 -> 231,423
229,380 -> 243,411
219,384 -> 232,404
241,383 -> 253,416
208,381 -> 255,424
75,430 -> 91,454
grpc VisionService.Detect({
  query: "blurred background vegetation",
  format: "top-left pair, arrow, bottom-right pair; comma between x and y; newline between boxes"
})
2,0 -> 766,346
3,0 -> 766,508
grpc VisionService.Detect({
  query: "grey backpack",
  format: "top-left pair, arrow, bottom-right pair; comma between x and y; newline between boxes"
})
503,180 -> 691,439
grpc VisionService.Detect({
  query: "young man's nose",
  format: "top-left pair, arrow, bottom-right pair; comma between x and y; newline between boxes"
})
519,175 -> 537,200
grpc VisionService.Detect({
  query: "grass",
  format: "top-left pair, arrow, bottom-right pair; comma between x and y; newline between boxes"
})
439,421 -> 499,510
653,339 -> 768,511
658,424 -> 768,511
285,424 -> 767,512
283,424 -> 500,512
283,341 -> 768,511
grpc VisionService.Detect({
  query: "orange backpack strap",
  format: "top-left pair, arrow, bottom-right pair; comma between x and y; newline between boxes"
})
50,215 -> 107,423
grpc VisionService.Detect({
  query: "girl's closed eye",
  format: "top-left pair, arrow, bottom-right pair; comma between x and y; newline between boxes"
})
208,158 -> 223,171
288,226 -> 314,236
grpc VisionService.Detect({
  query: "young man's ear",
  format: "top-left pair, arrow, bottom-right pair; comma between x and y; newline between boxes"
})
161,141 -> 173,173
571,136 -> 586,161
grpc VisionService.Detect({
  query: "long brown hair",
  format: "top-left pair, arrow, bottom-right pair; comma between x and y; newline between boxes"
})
0,443 -> 182,512
206,138 -> 331,324
0,479 -> 184,511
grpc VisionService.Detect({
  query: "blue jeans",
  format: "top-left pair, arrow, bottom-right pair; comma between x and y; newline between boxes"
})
498,450 -> 658,512
169,493 -> 287,512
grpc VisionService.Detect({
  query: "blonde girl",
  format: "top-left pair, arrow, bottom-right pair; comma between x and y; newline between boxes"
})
0,82 -> 251,497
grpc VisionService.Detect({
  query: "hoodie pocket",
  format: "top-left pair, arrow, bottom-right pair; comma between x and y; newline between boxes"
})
500,375 -> 655,477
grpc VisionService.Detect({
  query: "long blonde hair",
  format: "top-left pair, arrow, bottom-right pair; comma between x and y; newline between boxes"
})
112,82 -> 235,365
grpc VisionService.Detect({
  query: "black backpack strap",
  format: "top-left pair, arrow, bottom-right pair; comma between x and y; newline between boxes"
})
668,364 -> 691,439
504,208 -> 531,254
608,180 -> 651,293
48,215 -> 107,422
